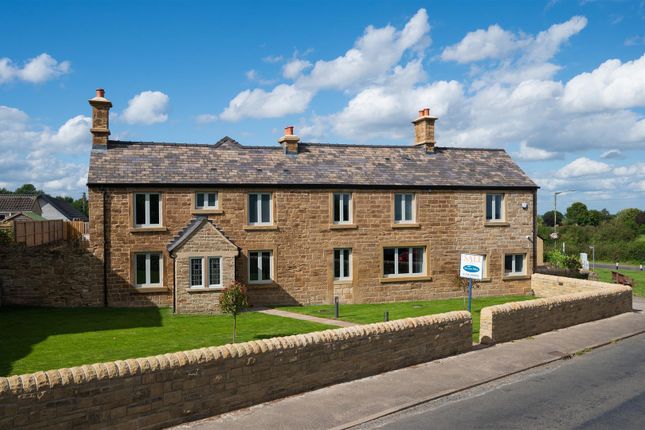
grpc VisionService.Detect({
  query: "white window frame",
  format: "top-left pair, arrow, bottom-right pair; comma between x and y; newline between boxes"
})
333,193 -> 353,224
189,257 -> 203,288
134,192 -> 162,227
134,252 -> 163,288
383,247 -> 426,277
208,256 -> 223,289
248,250 -> 273,284
195,192 -> 219,210
334,248 -> 352,281
486,193 -> 505,222
504,253 -> 526,276
248,193 -> 273,225
394,193 -> 416,224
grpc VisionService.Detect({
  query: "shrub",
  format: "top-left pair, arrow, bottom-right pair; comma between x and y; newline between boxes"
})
218,281 -> 249,342
0,227 -> 13,245
545,249 -> 581,270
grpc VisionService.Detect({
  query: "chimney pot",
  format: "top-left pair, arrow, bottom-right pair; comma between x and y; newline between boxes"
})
278,125 -> 300,155
423,108 -> 430,116
285,126 -> 294,136
96,88 -> 105,98
418,109 -> 425,117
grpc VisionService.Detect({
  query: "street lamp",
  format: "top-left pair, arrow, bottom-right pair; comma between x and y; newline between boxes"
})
553,190 -> 576,237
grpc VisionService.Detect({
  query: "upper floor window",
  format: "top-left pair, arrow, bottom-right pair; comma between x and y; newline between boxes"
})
383,247 -> 426,277
249,250 -> 273,284
334,248 -> 352,280
195,192 -> 218,210
134,193 -> 161,227
504,253 -> 526,276
394,193 -> 415,223
135,252 -> 162,288
486,193 -> 504,222
248,193 -> 272,225
333,193 -> 352,224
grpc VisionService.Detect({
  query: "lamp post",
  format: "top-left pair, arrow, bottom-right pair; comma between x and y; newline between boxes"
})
589,244 -> 595,272
553,190 -> 576,237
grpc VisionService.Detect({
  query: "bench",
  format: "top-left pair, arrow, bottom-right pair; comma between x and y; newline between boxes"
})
611,271 -> 634,287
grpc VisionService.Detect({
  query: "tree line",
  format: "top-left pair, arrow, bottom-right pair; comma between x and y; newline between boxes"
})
539,202 -> 645,264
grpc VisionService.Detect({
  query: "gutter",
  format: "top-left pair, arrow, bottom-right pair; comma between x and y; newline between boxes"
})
171,253 -> 177,314
102,190 -> 109,307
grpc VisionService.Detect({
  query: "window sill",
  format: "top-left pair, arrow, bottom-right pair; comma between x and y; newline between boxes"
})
243,225 -> 278,231
502,275 -> 531,281
192,209 -> 224,215
380,275 -> 432,283
484,222 -> 510,227
248,281 -> 278,289
333,279 -> 353,285
133,287 -> 168,293
391,223 -> 420,229
186,287 -> 224,293
129,227 -> 168,233
329,224 -> 358,230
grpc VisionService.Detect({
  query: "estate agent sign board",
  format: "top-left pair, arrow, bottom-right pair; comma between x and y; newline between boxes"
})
460,253 -> 484,281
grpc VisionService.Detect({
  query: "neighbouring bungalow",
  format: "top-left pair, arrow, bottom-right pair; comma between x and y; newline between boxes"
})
86,89 -> 538,313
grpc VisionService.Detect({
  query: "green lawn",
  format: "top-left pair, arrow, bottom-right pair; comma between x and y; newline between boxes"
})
594,268 -> 645,297
278,295 -> 535,342
0,307 -> 332,377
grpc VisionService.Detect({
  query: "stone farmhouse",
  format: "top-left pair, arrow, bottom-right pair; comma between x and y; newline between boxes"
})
86,89 -> 538,313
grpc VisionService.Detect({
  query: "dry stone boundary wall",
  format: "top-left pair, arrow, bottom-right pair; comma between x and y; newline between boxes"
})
0,311 -> 472,430
479,274 -> 632,344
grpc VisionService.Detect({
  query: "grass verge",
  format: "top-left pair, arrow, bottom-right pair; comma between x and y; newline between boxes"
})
593,268 -> 645,297
0,307 -> 332,377
278,295 -> 535,342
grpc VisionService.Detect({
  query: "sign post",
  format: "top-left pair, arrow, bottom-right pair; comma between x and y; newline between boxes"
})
460,254 -> 485,312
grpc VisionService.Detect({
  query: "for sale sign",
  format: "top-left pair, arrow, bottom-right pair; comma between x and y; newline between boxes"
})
460,253 -> 484,280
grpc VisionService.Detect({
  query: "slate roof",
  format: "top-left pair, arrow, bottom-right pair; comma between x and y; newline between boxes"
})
0,194 -> 39,213
3,211 -> 46,222
88,137 -> 537,189
38,194 -> 88,221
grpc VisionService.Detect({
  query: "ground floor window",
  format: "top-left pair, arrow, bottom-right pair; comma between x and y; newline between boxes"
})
188,256 -> 223,288
504,254 -> 526,276
334,248 -> 352,280
135,252 -> 162,287
383,247 -> 425,277
249,250 -> 272,283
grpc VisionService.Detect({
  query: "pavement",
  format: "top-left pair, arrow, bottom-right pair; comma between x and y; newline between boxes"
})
172,297 -> 645,430
254,307 -> 358,328
359,332 -> 645,429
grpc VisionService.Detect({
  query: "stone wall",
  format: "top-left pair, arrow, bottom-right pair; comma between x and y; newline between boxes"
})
89,187 -> 535,307
0,311 -> 472,430
479,276 -> 632,344
0,242 -> 103,307
531,273 -> 611,297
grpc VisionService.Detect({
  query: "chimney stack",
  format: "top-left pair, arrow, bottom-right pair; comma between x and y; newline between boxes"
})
88,88 -> 112,147
412,107 -> 437,152
278,125 -> 300,155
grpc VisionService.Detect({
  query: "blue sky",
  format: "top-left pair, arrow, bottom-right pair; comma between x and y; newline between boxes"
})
1,0 -> 644,214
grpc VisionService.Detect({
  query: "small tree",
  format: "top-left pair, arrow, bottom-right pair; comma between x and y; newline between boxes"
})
218,281 -> 249,342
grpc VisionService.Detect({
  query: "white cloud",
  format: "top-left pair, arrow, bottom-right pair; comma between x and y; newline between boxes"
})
262,55 -> 284,64
613,162 -> 645,176
556,157 -> 611,178
515,141 -> 559,161
122,91 -> 170,125
282,59 -> 312,79
0,53 -> 70,84
195,114 -> 217,124
219,8 -> 431,121
220,85 -> 314,121
562,54 -> 645,112
600,149 -> 623,159
441,24 -> 521,63
0,105 -> 90,196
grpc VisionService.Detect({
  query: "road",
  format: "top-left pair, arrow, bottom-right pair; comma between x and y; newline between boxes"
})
595,263 -> 642,271
358,333 -> 645,430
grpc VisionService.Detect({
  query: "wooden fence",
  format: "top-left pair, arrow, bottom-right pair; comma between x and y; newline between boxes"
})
1,220 -> 89,247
